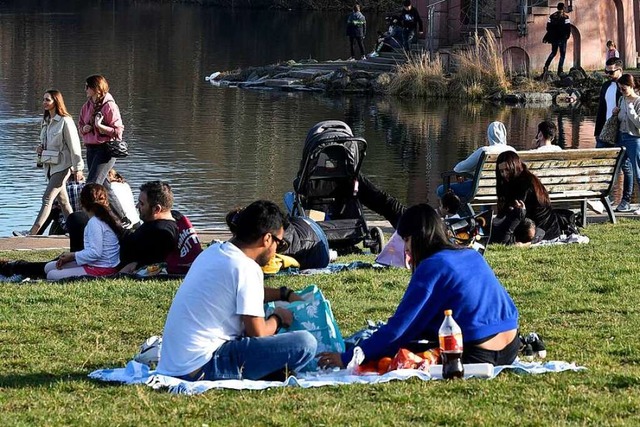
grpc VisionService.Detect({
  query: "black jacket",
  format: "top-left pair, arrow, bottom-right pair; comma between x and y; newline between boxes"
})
544,11 -> 571,43
399,7 -> 423,32
594,80 -> 622,137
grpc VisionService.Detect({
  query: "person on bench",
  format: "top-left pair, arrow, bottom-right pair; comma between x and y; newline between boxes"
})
525,121 -> 562,152
437,121 -> 515,199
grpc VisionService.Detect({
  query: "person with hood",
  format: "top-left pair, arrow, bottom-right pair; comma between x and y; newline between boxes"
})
437,121 -> 515,199
346,4 -> 366,60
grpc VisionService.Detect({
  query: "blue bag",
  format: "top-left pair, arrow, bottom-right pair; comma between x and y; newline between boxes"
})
265,284 -> 345,372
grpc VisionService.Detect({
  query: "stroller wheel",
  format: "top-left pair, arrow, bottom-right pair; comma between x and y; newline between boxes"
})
369,226 -> 385,254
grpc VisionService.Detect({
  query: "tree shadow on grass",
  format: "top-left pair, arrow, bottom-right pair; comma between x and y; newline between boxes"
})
0,371 -> 123,389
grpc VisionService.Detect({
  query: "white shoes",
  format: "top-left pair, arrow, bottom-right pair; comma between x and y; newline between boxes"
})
12,230 -> 29,237
134,335 -> 162,367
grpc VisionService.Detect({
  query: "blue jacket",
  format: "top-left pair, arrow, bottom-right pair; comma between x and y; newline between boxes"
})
346,11 -> 366,38
341,249 -> 519,365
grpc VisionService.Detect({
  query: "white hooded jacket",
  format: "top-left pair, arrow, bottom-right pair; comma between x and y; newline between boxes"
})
453,121 -> 515,175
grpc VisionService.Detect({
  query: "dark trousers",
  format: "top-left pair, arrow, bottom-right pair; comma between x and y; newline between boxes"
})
544,39 -> 567,73
67,211 -> 90,252
350,36 -> 365,58
86,144 -> 126,220
357,174 -> 406,229
462,333 -> 520,366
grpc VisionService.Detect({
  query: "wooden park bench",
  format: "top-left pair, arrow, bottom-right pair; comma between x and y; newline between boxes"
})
442,148 -> 626,227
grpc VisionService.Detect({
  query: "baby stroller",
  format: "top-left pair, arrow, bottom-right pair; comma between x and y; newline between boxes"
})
288,121 -> 385,254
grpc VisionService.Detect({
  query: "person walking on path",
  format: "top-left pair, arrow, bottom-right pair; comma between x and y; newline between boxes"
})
614,74 -> 640,216
542,2 -> 571,76
595,58 -> 633,212
346,4 -> 366,60
78,74 -> 130,226
399,0 -> 423,51
157,200 -> 317,381
15,90 -> 84,237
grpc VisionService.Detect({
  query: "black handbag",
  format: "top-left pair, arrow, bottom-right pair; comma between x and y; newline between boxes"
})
105,139 -> 129,158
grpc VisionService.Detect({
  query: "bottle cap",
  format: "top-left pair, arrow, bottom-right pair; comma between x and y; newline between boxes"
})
444,309 -> 452,316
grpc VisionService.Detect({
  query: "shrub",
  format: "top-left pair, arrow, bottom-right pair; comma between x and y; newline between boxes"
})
388,53 -> 448,98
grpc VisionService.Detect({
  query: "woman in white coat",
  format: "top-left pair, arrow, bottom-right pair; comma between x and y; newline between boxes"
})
16,90 -> 84,236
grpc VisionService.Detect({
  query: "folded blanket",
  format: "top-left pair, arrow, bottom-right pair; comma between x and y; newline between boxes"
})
89,359 -> 586,395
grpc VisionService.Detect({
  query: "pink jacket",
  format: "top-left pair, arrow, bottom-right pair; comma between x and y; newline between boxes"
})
78,92 -> 124,145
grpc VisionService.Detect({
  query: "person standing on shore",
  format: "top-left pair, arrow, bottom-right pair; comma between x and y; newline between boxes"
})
594,58 -> 633,212
542,2 -> 571,76
346,4 -> 366,60
14,90 -> 84,237
605,40 -> 619,63
399,0 -> 423,51
614,74 -> 640,216
78,74 -> 130,226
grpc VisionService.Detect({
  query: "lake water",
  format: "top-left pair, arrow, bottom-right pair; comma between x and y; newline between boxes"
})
0,1 -> 602,237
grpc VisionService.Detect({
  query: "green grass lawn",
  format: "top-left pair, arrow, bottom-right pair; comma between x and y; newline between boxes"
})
1,220 -> 640,425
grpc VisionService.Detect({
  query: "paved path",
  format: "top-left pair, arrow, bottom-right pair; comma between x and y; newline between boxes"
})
0,221 -> 395,252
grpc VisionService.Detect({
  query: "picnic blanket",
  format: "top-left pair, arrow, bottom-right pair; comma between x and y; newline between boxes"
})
270,261 -> 385,276
88,359 -> 585,395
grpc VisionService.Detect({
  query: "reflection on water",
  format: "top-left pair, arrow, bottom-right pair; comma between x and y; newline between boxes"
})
0,2 -> 603,237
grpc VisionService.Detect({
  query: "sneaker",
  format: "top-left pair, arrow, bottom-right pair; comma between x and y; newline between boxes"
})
12,230 -> 29,237
134,335 -> 162,367
525,332 -> 547,359
634,208 -> 640,216
369,51 -> 379,58
615,200 -> 632,212
361,55 -> 367,60
347,57 -> 356,62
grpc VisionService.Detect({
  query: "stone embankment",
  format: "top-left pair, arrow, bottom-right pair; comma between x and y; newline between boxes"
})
206,52 -> 623,106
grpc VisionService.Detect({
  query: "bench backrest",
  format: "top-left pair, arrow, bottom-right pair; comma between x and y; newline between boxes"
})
470,148 -> 625,205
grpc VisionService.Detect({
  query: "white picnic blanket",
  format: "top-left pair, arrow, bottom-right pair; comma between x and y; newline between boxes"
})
88,359 -> 586,395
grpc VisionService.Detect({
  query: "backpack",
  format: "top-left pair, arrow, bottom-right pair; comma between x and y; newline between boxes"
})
282,216 -> 330,269
165,210 -> 203,274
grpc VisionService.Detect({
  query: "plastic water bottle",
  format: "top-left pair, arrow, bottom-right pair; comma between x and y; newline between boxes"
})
439,309 -> 464,379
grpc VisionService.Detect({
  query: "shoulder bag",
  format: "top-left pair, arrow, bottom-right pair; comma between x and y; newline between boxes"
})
105,139 -> 129,158
598,99 -> 621,146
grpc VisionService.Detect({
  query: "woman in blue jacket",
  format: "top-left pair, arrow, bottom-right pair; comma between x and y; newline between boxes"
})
319,204 -> 519,368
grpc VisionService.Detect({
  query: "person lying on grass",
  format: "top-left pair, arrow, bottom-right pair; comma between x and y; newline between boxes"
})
318,203 -> 520,369
157,200 -> 316,381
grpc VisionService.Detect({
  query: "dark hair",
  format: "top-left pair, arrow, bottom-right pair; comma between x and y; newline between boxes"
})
226,200 -> 289,245
557,2 -> 565,10
80,183 -> 124,236
605,57 -> 623,68
514,218 -> 536,243
396,204 -> 458,272
353,4 -> 360,12
108,169 -> 126,183
403,0 -> 411,6
139,181 -> 173,211
537,120 -> 557,142
43,89 -> 70,120
606,40 -> 616,48
617,73 -> 637,90
441,190 -> 461,215
85,75 -> 110,99
496,151 -> 551,209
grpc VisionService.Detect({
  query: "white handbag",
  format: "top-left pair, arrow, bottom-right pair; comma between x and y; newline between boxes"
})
40,149 -> 61,165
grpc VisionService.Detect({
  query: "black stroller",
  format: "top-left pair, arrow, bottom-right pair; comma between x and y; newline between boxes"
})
289,121 -> 385,254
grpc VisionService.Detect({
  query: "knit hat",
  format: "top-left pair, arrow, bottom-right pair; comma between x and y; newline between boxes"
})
486,121 -> 507,146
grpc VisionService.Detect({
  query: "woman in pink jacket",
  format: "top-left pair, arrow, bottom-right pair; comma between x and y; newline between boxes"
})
78,74 -> 129,225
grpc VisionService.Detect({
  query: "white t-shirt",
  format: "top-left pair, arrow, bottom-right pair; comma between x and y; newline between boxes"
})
605,82 -> 618,120
530,144 -> 562,152
110,182 -> 140,227
157,242 -> 265,376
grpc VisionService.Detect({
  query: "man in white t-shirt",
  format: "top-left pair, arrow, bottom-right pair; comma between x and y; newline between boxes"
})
157,200 -> 316,381
595,57 -> 633,212
528,120 -> 562,152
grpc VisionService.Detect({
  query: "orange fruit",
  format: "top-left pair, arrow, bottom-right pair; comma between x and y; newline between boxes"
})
377,357 -> 393,374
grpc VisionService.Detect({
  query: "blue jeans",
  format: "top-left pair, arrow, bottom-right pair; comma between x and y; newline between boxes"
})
544,39 -> 567,73
183,331 -> 317,381
597,137 -> 633,202
85,144 -> 125,219
401,29 -> 415,50
618,132 -> 640,201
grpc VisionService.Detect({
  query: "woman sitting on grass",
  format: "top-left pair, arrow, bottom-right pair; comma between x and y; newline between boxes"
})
496,151 -> 563,241
44,183 -> 122,280
318,204 -> 520,368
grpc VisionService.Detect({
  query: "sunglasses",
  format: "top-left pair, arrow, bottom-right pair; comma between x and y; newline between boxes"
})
604,69 -> 620,75
270,233 -> 289,253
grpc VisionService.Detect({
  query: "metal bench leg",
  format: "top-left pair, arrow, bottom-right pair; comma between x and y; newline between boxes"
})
601,196 -> 617,224
580,200 -> 587,228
